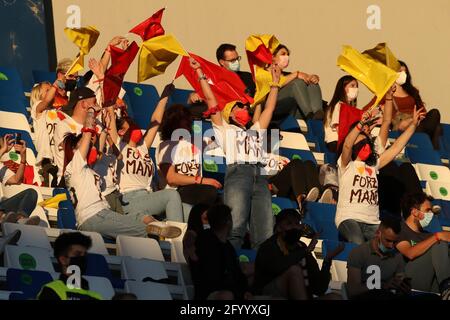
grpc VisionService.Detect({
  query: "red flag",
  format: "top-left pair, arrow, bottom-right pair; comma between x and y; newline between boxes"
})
246,44 -> 273,80
337,103 -> 363,148
129,8 -> 165,41
175,53 -> 253,110
103,41 -> 139,107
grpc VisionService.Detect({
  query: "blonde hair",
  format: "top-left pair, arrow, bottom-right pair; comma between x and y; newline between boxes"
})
30,82 -> 51,107
56,58 -> 73,74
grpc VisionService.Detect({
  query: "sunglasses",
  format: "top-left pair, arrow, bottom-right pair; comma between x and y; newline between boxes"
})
224,56 -> 241,63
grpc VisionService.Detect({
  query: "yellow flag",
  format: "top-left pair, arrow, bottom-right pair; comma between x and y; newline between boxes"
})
337,45 -> 399,110
64,26 -> 100,55
246,34 -> 280,55
138,34 -> 188,82
362,43 -> 401,72
38,193 -> 67,209
66,53 -> 84,76
252,65 -> 287,107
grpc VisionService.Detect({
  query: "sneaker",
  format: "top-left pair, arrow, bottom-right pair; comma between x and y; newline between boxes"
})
146,223 -> 182,239
4,212 -> 21,224
319,188 -> 334,204
305,187 -> 320,202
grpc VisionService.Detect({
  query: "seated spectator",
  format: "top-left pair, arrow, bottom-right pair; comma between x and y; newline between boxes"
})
270,44 -> 323,125
183,204 -> 210,264
37,232 -> 102,300
157,103 -> 221,220
347,217 -> 410,300
63,106 -> 181,239
253,209 -> 344,300
193,204 -> 250,300
336,107 -> 426,244
396,192 -> 450,293
0,134 -> 39,222
106,85 -> 184,222
324,75 -> 358,153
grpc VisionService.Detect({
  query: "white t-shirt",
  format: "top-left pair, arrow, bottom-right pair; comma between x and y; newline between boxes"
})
117,138 -> 155,193
86,74 -> 126,107
324,102 -> 341,144
335,156 -> 380,228
156,139 -> 201,189
261,153 -> 290,176
31,100 -> 60,165
0,162 -> 15,186
92,148 -> 119,197
64,150 -> 109,226
213,121 -> 265,165
53,113 -> 83,182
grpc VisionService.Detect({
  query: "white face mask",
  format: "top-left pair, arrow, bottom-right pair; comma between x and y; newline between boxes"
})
228,60 -> 240,72
203,224 -> 211,230
396,71 -> 407,85
278,55 -> 290,69
346,87 -> 359,101
419,211 -> 434,228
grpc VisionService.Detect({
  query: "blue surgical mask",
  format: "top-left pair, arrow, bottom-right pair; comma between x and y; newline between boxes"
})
228,60 -> 240,72
378,240 -> 395,255
419,211 -> 434,228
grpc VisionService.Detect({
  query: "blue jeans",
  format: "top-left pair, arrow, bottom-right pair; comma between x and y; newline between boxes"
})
0,189 -> 38,216
122,189 -> 184,222
338,219 -> 379,245
224,164 -> 274,250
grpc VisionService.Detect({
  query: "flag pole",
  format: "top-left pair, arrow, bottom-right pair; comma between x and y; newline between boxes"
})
65,52 -> 81,77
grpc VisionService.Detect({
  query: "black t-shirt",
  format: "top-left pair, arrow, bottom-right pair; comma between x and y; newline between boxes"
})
236,71 -> 256,98
398,222 -> 431,248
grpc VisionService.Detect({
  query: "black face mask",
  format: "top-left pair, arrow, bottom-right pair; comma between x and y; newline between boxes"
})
65,79 -> 78,92
283,228 -> 302,245
69,255 -> 87,274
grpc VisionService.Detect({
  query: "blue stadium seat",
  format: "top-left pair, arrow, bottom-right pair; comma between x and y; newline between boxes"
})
7,268 -> 53,300
307,119 -> 325,139
279,148 -> 317,165
168,88 -> 194,107
0,66 -> 25,97
122,82 -> 160,130
272,197 -> 298,215
0,95 -> 29,118
304,202 -> 339,241
32,70 -> 56,85
0,128 -> 36,155
236,249 -> 257,263
322,240 -> 357,261
57,199 -> 77,230
405,147 -> 442,165
305,202 -> 336,221
279,115 -> 301,133
437,200 -> 450,227
390,131 -> 434,151
423,214 -> 443,234
86,253 -> 125,289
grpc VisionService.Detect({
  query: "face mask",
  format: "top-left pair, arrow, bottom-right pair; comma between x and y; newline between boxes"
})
65,79 -> 77,92
378,239 -> 396,255
419,211 -> 434,228
203,224 -> 211,230
87,146 -> 98,166
69,255 -> 87,274
352,138 -> 372,161
228,60 -> 241,72
283,228 -> 302,245
278,55 -> 290,69
128,125 -> 143,143
234,108 -> 252,127
396,71 -> 407,85
346,87 -> 359,101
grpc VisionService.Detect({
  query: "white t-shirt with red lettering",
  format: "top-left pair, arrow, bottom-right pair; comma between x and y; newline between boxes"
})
335,156 -> 380,228
116,138 -> 155,193
156,139 -> 201,189
64,150 -> 109,227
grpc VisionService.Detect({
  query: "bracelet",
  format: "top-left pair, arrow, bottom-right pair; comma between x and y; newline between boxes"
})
20,161 -> 26,165
105,46 -> 111,53
81,127 -> 97,135
269,82 -> 281,88
434,232 -> 440,242
198,74 -> 207,81
385,98 -> 393,101
194,176 -> 202,184
356,123 -> 363,131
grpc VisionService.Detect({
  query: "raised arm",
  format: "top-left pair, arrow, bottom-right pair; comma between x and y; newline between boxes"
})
252,103 -> 262,123
378,107 -> 426,169
143,84 -> 174,149
190,58 -> 222,127
378,86 -> 395,148
100,36 -> 127,71
257,64 -> 281,129
5,138 -> 27,185
35,75 -> 65,116
78,109 -> 98,160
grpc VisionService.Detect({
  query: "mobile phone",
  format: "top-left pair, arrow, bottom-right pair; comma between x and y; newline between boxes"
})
15,133 -> 22,154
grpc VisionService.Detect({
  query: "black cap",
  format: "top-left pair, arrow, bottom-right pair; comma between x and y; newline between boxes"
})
61,87 -> 96,117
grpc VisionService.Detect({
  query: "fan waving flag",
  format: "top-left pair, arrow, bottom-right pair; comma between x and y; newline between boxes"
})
362,43 -> 401,72
103,41 -> 139,107
130,8 -> 165,41
138,34 -> 188,82
175,53 -> 254,110
337,45 -> 399,111
64,26 -> 100,75
245,34 -> 280,79
253,65 -> 287,107
337,103 -> 363,148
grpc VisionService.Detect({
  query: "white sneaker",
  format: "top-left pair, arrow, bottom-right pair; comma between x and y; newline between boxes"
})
305,187 -> 320,202
319,188 -> 334,204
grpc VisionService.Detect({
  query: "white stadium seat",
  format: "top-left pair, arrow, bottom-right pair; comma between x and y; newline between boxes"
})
125,280 -> 172,300
4,245 -> 55,273
116,235 -> 165,261
121,256 -> 168,282
1,223 -> 52,252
